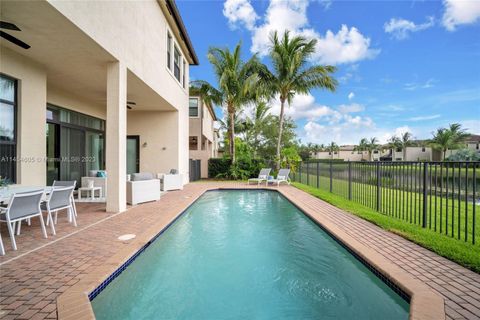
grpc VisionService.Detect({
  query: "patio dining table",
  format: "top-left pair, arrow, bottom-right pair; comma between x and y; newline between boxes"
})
0,186 -> 54,205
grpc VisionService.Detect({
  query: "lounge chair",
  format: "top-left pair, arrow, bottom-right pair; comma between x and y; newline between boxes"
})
269,169 -> 291,186
248,168 -> 272,185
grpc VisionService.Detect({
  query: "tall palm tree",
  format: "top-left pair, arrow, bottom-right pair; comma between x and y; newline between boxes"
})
327,141 -> 339,159
246,101 -> 272,157
430,123 -> 470,160
356,138 -> 369,160
264,31 -> 338,169
366,137 -> 379,161
191,43 -> 262,162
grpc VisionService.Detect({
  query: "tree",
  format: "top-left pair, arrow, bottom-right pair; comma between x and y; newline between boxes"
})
356,138 -> 369,160
264,31 -> 338,169
326,141 -> 339,159
244,101 -> 273,157
366,137 -> 379,160
389,132 -> 413,160
191,43 -> 262,163
430,123 -> 470,160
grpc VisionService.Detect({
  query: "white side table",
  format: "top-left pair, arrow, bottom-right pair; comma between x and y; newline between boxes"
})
78,187 -> 102,201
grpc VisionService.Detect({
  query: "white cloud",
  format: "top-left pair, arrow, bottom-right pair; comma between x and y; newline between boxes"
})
338,103 -> 364,113
404,78 -> 436,90
225,0 -> 379,65
223,0 -> 258,31
313,25 -> 380,64
384,16 -> 434,40
408,114 -> 441,121
348,92 -> 355,100
442,0 -> 480,31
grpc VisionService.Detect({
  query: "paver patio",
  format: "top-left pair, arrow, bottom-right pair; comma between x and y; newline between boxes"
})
0,182 -> 479,319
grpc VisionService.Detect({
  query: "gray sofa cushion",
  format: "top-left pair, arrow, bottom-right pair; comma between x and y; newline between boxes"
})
131,172 -> 154,181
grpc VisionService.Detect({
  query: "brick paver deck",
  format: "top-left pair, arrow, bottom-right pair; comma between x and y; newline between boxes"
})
0,182 -> 479,319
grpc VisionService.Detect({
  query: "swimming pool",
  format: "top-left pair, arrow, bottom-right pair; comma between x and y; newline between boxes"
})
92,190 -> 409,319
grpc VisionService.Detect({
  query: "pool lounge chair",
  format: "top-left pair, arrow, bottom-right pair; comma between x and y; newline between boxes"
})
269,169 -> 291,186
248,168 -> 272,185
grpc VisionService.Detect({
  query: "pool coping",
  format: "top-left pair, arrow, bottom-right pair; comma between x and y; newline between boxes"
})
57,186 -> 445,320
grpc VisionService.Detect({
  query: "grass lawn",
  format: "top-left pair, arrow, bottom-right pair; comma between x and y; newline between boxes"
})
292,182 -> 480,273
295,174 -> 479,243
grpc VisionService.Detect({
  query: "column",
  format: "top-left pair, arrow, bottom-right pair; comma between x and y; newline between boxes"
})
106,61 -> 127,212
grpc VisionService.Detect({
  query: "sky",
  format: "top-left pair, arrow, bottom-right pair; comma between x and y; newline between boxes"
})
177,0 -> 480,146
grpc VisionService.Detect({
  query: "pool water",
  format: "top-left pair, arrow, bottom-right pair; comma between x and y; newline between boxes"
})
92,190 -> 409,320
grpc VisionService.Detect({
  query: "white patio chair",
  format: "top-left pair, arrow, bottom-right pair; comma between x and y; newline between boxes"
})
43,186 -> 76,236
52,180 -> 78,219
248,168 -> 272,185
0,231 -> 5,255
0,190 -> 47,251
269,169 -> 291,186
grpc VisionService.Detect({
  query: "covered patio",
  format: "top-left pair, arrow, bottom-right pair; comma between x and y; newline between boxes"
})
1,0 -> 188,215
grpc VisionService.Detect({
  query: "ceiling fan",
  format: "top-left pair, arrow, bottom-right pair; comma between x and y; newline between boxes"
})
0,21 -> 30,49
127,101 -> 136,110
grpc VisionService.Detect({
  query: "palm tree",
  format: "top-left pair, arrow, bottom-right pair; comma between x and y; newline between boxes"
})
430,123 -> 470,160
366,137 -> 379,161
326,141 -> 339,159
246,101 -> 272,157
356,138 -> 369,160
191,43 -> 262,162
264,31 -> 338,169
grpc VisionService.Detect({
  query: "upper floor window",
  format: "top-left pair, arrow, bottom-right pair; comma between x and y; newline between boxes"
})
174,45 -> 181,82
167,32 -> 172,71
189,98 -> 199,117
182,59 -> 186,88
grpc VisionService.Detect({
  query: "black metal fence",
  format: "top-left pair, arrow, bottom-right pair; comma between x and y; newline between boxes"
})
189,159 -> 201,182
292,161 -> 479,245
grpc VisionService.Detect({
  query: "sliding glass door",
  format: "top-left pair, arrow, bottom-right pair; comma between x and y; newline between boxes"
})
46,105 -> 105,186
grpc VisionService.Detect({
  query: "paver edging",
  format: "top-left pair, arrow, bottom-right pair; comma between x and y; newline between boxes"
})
57,185 -> 445,320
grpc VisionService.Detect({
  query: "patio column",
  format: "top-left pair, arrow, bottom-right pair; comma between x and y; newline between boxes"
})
106,61 -> 127,213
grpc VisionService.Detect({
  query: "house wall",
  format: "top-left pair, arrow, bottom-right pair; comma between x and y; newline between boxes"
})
127,111 -> 181,176
48,0 -> 191,182
1,47 -> 47,186
404,147 -> 432,161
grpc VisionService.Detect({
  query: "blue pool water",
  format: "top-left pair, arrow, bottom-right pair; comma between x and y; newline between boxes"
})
92,190 -> 409,319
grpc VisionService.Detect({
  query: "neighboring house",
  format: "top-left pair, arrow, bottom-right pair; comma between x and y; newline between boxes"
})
189,94 -> 218,178
313,146 -> 368,161
0,0 -> 198,212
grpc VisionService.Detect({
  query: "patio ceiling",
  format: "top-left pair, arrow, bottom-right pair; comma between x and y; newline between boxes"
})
0,1 -> 174,112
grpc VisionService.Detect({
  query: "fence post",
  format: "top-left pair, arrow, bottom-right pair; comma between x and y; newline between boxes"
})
307,162 -> 310,186
329,161 -> 333,193
422,162 -> 428,228
299,162 -> 302,183
316,162 -> 320,189
376,162 -> 381,211
348,161 -> 352,200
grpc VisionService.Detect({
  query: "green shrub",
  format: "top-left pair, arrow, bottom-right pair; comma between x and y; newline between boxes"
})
445,149 -> 480,161
208,158 -> 231,178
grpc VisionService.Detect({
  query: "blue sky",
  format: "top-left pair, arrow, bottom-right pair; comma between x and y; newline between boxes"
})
178,0 -> 480,145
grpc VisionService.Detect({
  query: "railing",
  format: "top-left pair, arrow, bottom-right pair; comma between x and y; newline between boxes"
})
292,161 -> 479,245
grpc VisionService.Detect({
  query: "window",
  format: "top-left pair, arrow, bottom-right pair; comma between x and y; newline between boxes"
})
422,147 -> 426,152
174,45 -> 181,81
167,32 -> 172,70
0,75 -> 17,182
189,98 -> 199,117
182,59 -> 186,88
189,136 -> 198,150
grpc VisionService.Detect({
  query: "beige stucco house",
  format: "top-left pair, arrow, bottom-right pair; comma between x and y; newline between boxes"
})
189,94 -> 219,178
0,0 -> 198,212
